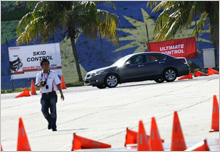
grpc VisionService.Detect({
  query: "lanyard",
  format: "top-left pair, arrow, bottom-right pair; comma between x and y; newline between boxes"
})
41,70 -> 50,82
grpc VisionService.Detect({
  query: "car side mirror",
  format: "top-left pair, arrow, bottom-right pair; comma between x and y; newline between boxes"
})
125,61 -> 131,66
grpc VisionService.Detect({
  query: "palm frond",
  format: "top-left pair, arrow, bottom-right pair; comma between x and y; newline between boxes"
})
16,12 -> 34,36
152,1 -> 169,12
192,12 -> 208,37
154,6 -> 175,35
17,1 -> 119,46
165,14 -> 181,39
146,1 -> 158,9
187,4 -> 195,27
97,10 -> 119,45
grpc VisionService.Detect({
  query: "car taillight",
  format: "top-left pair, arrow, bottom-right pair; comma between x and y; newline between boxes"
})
180,59 -> 187,64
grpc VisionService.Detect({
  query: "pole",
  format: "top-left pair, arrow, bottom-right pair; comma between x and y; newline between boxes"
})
6,39 -> 15,91
145,23 -> 150,43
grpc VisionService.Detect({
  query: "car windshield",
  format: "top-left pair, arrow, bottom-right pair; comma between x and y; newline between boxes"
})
111,54 -> 133,67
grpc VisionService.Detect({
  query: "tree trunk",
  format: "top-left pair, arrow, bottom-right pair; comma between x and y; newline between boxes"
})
99,29 -> 105,66
210,20 -> 219,69
70,33 -> 83,82
194,6 -> 203,68
206,2 -> 219,68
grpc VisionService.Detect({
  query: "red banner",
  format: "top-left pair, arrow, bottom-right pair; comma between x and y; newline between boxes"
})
147,37 -> 197,59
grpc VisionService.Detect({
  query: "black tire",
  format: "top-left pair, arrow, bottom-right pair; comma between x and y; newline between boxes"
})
96,85 -> 106,89
163,68 -> 177,82
154,78 -> 165,83
105,74 -> 119,88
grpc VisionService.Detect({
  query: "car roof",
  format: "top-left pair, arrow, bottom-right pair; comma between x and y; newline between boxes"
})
126,52 -> 176,59
132,52 -> 165,55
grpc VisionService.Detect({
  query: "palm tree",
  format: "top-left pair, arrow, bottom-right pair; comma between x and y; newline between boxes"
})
98,12 -> 119,66
16,1 -> 119,82
147,1 -> 219,68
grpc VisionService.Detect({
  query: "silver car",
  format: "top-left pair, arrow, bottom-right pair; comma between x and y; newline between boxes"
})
84,52 -> 189,89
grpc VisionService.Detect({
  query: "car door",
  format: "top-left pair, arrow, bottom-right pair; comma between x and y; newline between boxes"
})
120,54 -> 147,81
143,54 -> 166,77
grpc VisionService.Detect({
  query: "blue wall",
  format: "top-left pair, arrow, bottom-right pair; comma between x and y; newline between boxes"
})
1,1 -> 218,90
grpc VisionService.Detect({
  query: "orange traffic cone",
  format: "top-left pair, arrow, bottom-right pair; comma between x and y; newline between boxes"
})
208,68 -> 219,75
185,139 -> 210,151
61,75 -> 67,89
124,127 -> 164,147
212,69 -> 219,74
137,120 -> 151,151
31,80 -> 37,95
149,117 -> 164,151
178,75 -> 188,80
194,70 -> 208,77
210,95 -> 219,132
15,91 -> 25,98
15,88 -> 30,98
178,72 -> 193,80
1,145 -> 3,151
171,111 -> 187,151
23,88 -> 30,97
71,133 -> 111,151
124,127 -> 138,146
208,68 -> 214,75
189,72 -> 193,79
17,118 -> 31,151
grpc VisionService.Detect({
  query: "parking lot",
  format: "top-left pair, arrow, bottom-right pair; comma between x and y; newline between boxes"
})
1,75 -> 219,151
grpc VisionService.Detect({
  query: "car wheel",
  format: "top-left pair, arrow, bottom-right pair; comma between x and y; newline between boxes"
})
154,78 -> 164,83
105,74 -> 119,88
96,85 -> 106,89
164,68 -> 177,82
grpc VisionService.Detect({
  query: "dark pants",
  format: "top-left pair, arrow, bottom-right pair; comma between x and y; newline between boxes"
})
40,92 -> 57,129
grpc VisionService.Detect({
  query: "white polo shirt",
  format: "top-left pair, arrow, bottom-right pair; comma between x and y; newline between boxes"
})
35,70 -> 61,93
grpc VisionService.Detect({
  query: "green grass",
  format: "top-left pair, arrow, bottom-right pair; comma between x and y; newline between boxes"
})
1,81 -> 85,94
60,37 -> 87,83
66,81 -> 85,87
1,87 -> 37,94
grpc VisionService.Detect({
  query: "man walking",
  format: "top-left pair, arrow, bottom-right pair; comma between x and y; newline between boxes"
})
35,58 -> 64,131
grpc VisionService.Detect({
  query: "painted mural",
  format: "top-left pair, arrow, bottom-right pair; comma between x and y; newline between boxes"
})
1,1 -> 218,90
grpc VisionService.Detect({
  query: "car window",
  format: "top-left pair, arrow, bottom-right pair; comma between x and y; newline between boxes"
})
128,55 -> 146,65
157,54 -> 166,61
112,54 -> 133,66
146,54 -> 165,62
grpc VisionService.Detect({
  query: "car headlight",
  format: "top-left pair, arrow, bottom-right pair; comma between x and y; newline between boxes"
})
93,70 -> 105,76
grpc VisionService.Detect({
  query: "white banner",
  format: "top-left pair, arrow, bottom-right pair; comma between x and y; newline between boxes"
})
8,43 -> 62,80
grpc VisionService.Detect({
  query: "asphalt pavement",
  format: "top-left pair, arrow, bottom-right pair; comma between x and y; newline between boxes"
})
1,75 -> 219,151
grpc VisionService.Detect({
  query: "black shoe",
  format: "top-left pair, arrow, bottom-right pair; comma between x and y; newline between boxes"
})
52,128 -> 57,131
48,124 -> 51,130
